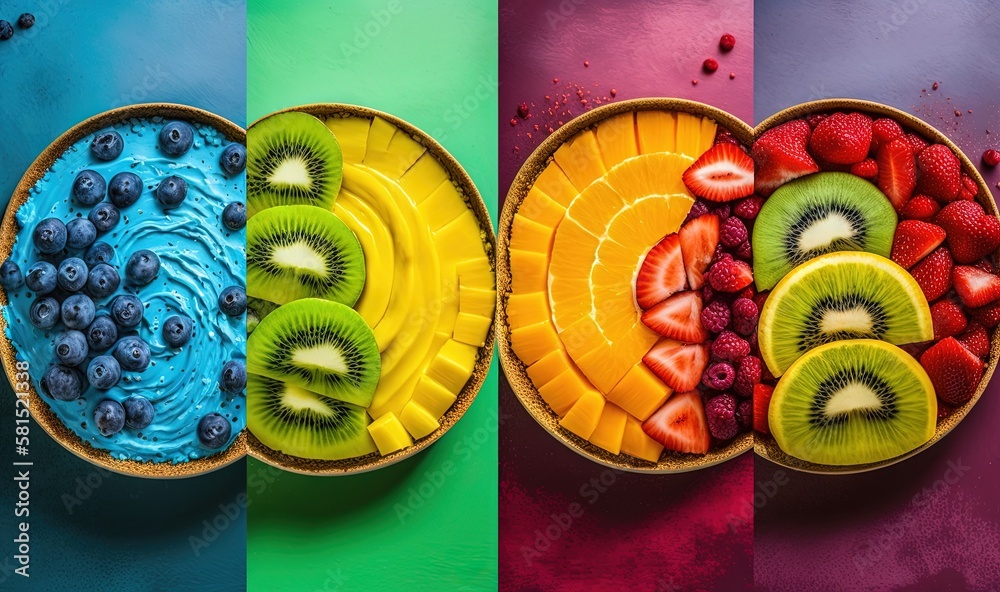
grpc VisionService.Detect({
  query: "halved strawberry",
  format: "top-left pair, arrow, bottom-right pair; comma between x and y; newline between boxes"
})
681,143 -> 755,202
642,339 -> 708,392
933,200 -> 1000,264
920,337 -> 984,405
641,390 -> 711,454
752,383 -> 774,435
635,233 -> 686,309
952,265 -> 1000,308
751,120 -> 819,196
917,144 -> 961,203
957,321 -> 990,359
899,195 -> 940,221
889,220 -> 946,269
641,291 -> 708,343
930,299 -> 967,340
909,247 -> 953,302
678,214 -> 720,289
876,137 -> 917,212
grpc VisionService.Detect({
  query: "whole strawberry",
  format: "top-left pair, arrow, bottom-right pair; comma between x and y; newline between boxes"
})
920,337 -> 984,405
917,144 -> 961,202
809,112 -> 872,165
930,299 -> 967,340
870,118 -> 903,153
934,200 -> 1000,264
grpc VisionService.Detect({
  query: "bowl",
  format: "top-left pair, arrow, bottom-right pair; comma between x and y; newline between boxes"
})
498,98 -> 754,473
245,103 -> 496,475
0,103 -> 247,479
753,98 -> 999,474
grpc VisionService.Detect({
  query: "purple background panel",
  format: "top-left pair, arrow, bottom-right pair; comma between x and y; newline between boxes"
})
499,1 -> 754,590
754,1 -> 1000,591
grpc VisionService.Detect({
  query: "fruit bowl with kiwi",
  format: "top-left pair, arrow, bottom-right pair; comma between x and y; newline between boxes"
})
751,99 -> 1000,474
499,98 -> 756,473
0,104 -> 247,478
244,104 -> 495,475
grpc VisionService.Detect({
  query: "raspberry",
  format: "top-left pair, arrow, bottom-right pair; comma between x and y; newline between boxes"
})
731,297 -> 759,336
708,254 -> 754,293
711,330 -> 750,362
737,286 -> 755,300
703,58 -> 719,73
702,361 -> 735,390
719,33 -> 736,52
752,290 -> 769,312
684,200 -> 711,224
705,394 -> 739,440
517,102 -> 530,119
700,299 -> 731,333
734,195 -> 764,220
735,240 -> 752,261
720,216 -> 748,247
702,284 -> 715,302
984,149 -> 1000,167
712,203 -> 732,220
734,355 -> 762,397
737,399 -> 753,431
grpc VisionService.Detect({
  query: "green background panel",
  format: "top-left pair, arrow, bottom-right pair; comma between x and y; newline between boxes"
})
246,1 -> 499,590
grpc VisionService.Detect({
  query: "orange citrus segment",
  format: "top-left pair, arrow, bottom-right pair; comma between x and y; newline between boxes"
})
605,194 -> 694,251
605,153 -> 695,203
568,180 -> 625,235
554,129 -> 607,191
596,112 -> 639,169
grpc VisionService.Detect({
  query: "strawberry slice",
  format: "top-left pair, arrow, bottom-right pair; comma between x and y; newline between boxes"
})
681,143 -> 755,202
641,291 -> 708,343
678,214 -> 720,289
876,137 -> 917,212
889,220 -> 946,269
642,339 -> 709,392
909,247 -> 953,302
899,195 -> 940,221
641,390 -> 711,454
751,120 -> 819,196
920,337 -> 984,405
752,383 -> 774,435
952,265 -> 1000,308
635,233 -> 686,309
917,144 -> 961,203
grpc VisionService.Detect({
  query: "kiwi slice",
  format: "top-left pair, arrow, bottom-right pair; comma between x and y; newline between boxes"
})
769,339 -> 936,465
247,374 -> 377,460
247,298 -> 380,407
247,205 -> 365,306
247,111 -> 343,217
753,172 -> 897,291
247,297 -> 279,334
759,251 -> 932,377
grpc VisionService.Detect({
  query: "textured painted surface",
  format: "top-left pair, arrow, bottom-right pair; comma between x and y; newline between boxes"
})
246,1 -> 499,590
754,1 -> 1000,591
0,1 -> 247,591
498,1 -> 754,590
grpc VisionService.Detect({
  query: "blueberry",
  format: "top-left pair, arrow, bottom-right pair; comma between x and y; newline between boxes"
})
25,261 -> 58,295
88,357 -> 122,391
17,14 -> 34,29
29,296 -> 60,330
125,250 -> 159,285
220,143 -> 247,175
113,336 -> 150,372
61,293 -> 96,330
54,330 -> 89,366
218,286 -> 246,317
155,176 -> 187,209
162,314 -> 193,347
197,413 -> 231,449
85,315 -> 118,352
110,294 -> 143,329
88,202 -> 120,232
220,360 -> 246,393
93,399 -> 125,435
41,365 -> 83,401
57,257 -> 89,292
66,218 -> 97,250
108,172 -> 142,208
0,21 -> 12,41
90,130 -> 124,161
0,259 -> 24,291
222,202 -> 246,230
123,396 -> 154,430
85,263 -> 120,299
84,242 -> 116,268
33,218 -> 67,254
159,121 -> 194,156
72,170 -> 106,206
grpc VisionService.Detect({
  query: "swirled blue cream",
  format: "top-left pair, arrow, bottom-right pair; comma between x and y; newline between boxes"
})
3,117 -> 245,464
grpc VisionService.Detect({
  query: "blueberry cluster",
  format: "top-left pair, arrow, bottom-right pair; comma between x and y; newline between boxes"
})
0,121 -> 249,450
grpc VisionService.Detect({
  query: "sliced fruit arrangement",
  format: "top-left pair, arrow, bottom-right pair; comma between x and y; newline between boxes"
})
246,109 -> 494,463
752,107 -> 997,467
507,107 -> 757,462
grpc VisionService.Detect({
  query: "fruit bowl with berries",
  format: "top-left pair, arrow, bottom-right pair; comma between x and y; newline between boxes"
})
499,98 -> 755,472
751,99 -> 999,474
